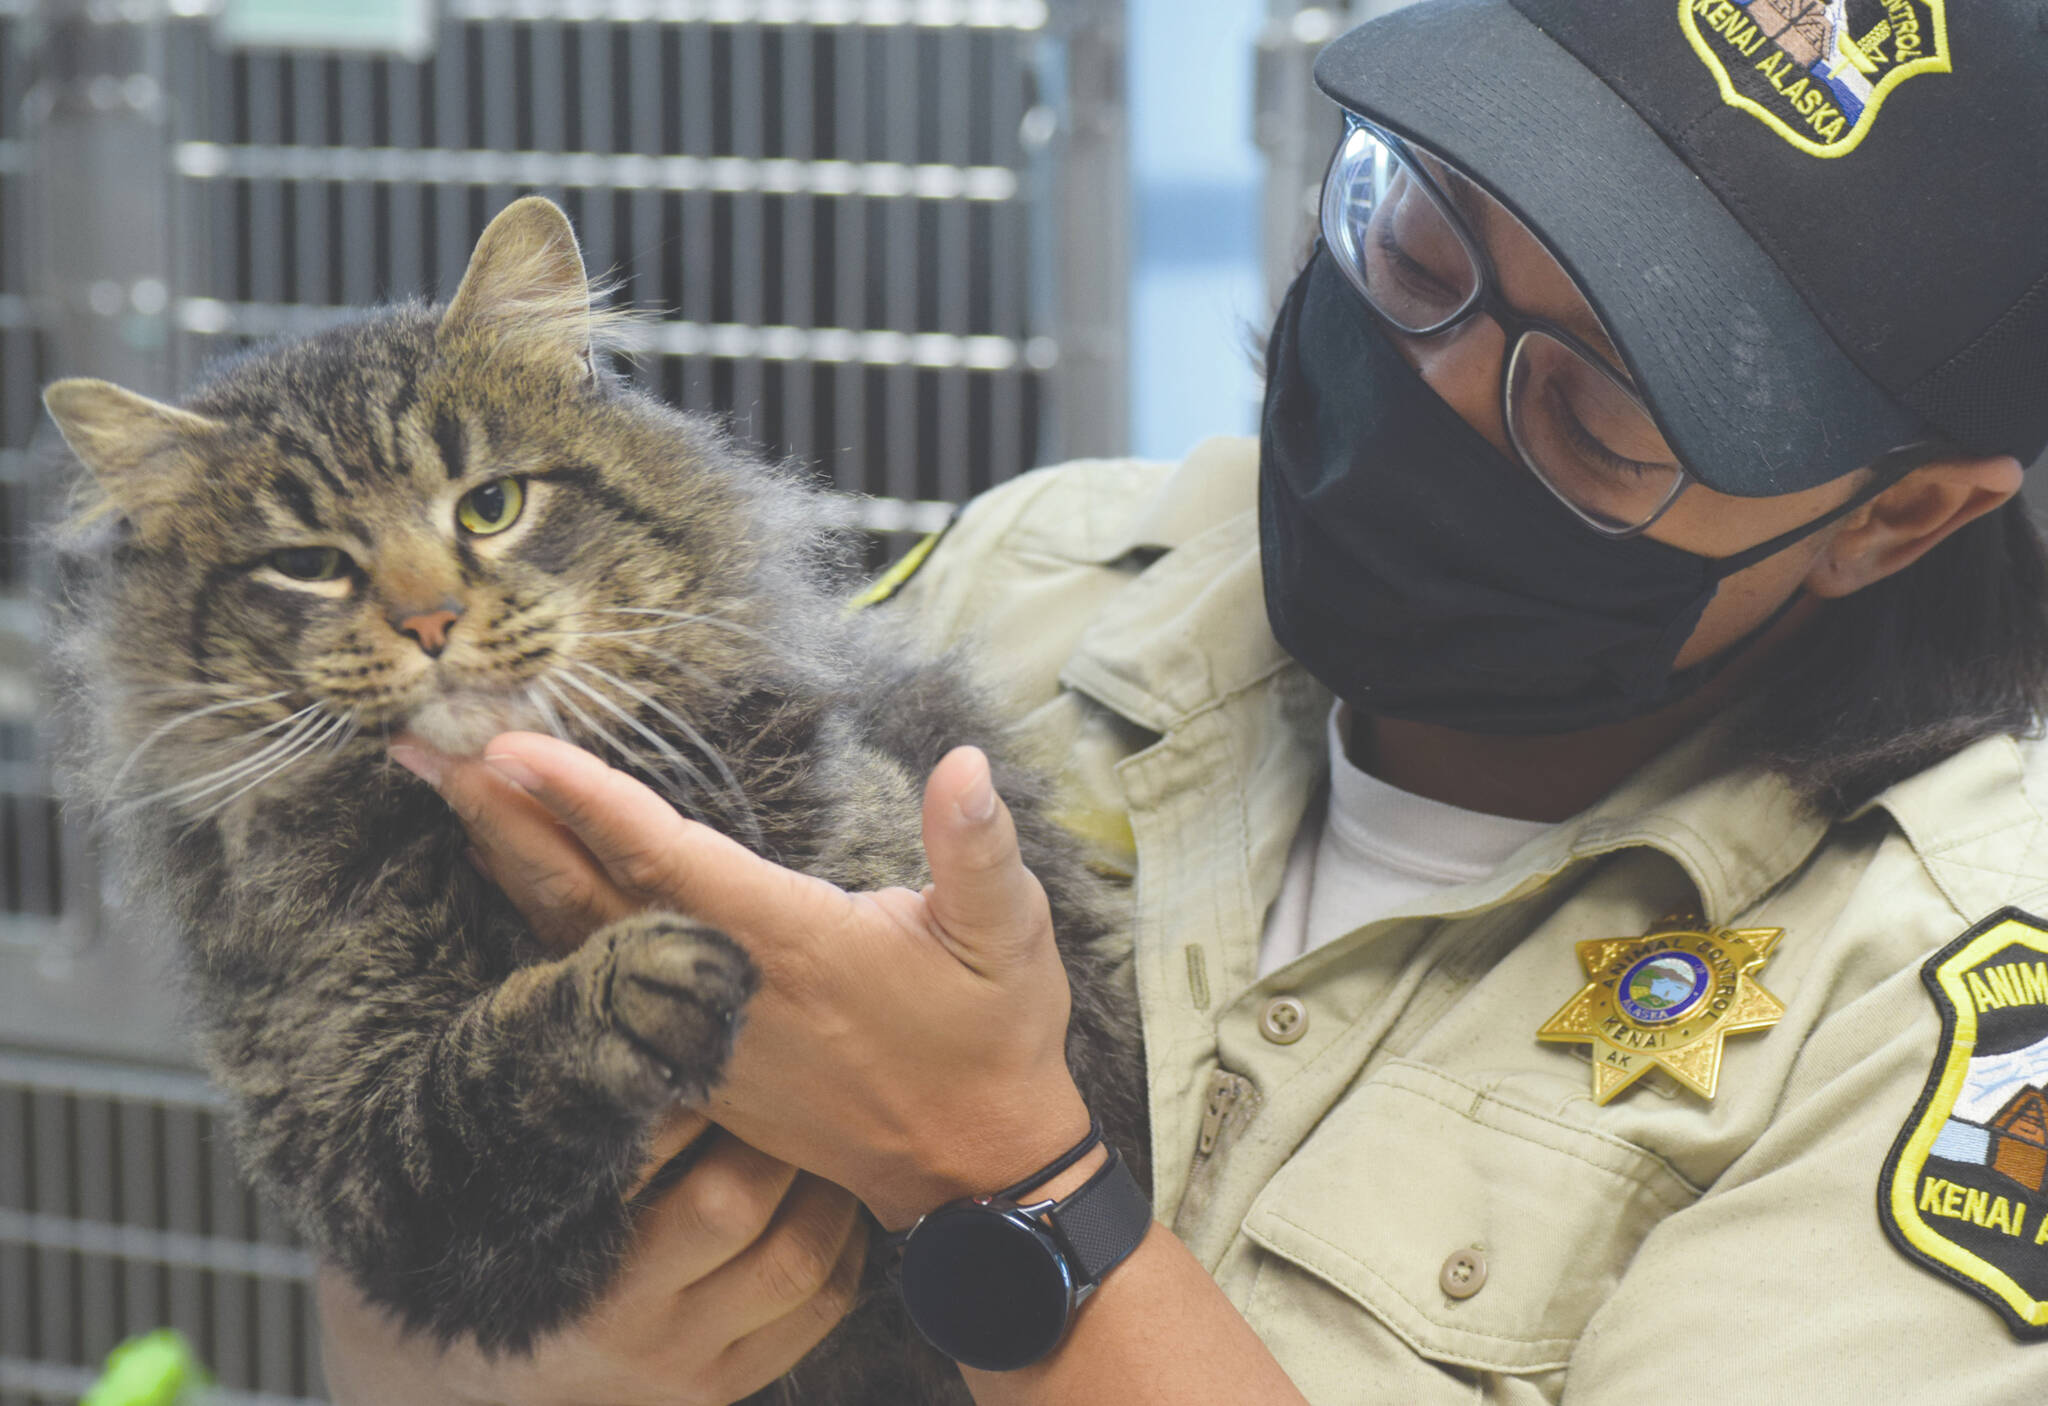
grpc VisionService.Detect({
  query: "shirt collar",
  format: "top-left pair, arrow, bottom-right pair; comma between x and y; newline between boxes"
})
1057,438 -> 1296,736
1299,719 -> 1838,934
1554,721 -> 1831,927
1857,732 -> 2048,920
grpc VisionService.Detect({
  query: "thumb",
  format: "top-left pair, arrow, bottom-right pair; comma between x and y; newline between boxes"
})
921,746 -> 1054,975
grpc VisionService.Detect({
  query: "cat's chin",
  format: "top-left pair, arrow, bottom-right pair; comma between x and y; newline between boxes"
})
405,693 -> 544,757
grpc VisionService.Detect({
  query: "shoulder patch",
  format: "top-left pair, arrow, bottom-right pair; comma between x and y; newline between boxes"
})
847,519 -> 954,612
1882,907 -> 2048,1338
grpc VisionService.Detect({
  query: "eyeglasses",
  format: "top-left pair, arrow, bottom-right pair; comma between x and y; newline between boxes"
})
1320,116 -> 1690,537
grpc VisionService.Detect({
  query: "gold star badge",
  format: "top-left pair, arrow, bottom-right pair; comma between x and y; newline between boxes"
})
1537,925 -> 1786,1104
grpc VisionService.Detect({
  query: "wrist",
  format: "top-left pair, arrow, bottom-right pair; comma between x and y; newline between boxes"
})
869,1086 -> 1093,1230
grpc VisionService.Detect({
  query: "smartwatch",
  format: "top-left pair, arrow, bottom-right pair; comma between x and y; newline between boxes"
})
893,1121 -> 1152,1372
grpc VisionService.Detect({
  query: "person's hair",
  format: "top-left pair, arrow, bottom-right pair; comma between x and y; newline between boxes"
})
1733,497 -> 2048,817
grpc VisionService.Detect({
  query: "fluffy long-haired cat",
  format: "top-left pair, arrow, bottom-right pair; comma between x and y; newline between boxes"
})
42,198 -> 1146,1394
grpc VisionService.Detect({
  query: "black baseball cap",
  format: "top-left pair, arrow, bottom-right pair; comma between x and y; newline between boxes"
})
1315,0 -> 2048,497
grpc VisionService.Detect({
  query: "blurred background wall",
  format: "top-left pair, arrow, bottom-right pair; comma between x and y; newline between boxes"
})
1126,0 -> 1261,459
1123,0 -> 1404,462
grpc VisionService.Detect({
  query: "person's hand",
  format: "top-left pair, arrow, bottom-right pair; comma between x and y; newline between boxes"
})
317,1113 -> 868,1406
395,735 -> 1091,1228
390,736 -> 1317,1406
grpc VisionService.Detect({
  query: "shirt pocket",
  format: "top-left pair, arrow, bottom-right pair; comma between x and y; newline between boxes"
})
1241,1060 -> 1699,1381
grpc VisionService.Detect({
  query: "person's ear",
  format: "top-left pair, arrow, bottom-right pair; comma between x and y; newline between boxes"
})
1804,455 -> 2025,599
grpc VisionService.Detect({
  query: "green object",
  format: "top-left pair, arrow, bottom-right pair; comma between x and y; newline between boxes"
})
80,1330 -> 211,1406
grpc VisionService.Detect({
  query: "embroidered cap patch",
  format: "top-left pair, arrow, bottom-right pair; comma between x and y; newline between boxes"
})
1882,908 -> 2048,1339
1681,0 -> 1950,157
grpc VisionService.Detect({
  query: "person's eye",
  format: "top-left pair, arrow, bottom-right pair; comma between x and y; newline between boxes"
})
1375,210 -> 1463,303
1544,379 -> 1665,480
457,477 -> 526,536
267,546 -> 351,581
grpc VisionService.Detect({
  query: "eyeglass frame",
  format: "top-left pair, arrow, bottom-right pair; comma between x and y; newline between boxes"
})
1321,115 -> 1720,538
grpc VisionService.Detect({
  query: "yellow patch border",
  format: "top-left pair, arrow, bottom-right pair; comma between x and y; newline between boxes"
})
1679,0 -> 1951,159
1883,910 -> 2048,1335
847,521 -> 951,612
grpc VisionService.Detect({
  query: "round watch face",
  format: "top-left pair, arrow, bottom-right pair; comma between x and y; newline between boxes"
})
899,1203 -> 1074,1372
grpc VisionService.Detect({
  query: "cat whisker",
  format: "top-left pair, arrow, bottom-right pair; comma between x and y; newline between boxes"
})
548,669 -> 743,835
578,638 -> 762,801
123,680 -> 257,702
197,710 -> 354,818
563,606 -> 776,650
578,634 -> 726,700
569,625 -> 711,640
525,684 -> 568,743
110,689 -> 293,796
563,659 -> 760,851
169,695 -> 322,756
535,677 -> 692,815
321,712 -> 363,758
539,677 -> 739,838
117,699 -> 322,807
242,700 -> 332,742
131,709 -> 331,813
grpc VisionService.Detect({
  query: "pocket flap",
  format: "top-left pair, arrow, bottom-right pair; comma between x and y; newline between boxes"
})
1242,1061 -> 1698,1374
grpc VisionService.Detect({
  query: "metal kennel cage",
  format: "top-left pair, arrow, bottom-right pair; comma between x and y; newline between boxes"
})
0,0 -> 1127,1397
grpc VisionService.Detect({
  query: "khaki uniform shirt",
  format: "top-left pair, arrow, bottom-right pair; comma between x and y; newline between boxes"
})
887,436 -> 2048,1404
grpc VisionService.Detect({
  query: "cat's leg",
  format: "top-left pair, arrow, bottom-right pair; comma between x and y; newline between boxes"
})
577,912 -> 761,1096
479,916 -> 980,1403
533,910 -> 760,1108
300,912 -> 757,1352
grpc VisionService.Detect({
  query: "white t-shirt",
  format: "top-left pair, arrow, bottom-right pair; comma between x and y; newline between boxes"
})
1258,706 -> 1557,977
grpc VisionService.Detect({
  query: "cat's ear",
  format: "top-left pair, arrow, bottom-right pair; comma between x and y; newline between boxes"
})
43,378 -> 221,516
440,197 -> 597,374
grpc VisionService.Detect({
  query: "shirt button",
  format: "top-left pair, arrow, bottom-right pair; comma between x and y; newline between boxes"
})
1440,1248 -> 1488,1300
1259,996 -> 1308,1045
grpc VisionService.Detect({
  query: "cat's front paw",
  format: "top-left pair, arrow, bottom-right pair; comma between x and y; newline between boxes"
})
583,913 -> 758,1109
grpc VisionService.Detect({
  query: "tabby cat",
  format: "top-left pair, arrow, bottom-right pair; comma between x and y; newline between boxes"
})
43,198 -> 1146,1396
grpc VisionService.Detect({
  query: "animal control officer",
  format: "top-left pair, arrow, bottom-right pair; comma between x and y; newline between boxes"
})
320,0 -> 2048,1400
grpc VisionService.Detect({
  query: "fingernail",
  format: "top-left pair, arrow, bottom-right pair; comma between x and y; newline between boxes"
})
959,765 -> 997,825
389,745 -> 443,788
484,752 -> 542,794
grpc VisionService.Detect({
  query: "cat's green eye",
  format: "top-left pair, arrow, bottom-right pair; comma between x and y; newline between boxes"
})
457,477 -> 526,536
269,546 -> 349,581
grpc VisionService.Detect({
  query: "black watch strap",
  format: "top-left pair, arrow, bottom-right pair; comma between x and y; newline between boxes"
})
1042,1146 -> 1150,1286
892,1131 -> 1153,1371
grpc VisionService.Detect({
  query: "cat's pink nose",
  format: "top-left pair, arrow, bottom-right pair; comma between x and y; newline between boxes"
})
393,607 -> 461,658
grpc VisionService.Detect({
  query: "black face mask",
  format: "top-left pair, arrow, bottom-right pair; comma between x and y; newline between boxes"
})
1259,249 -> 1877,736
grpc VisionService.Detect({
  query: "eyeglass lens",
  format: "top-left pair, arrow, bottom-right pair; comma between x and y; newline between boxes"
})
1319,120 -> 1685,534
1321,123 -> 1481,335
1505,331 -> 1684,532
